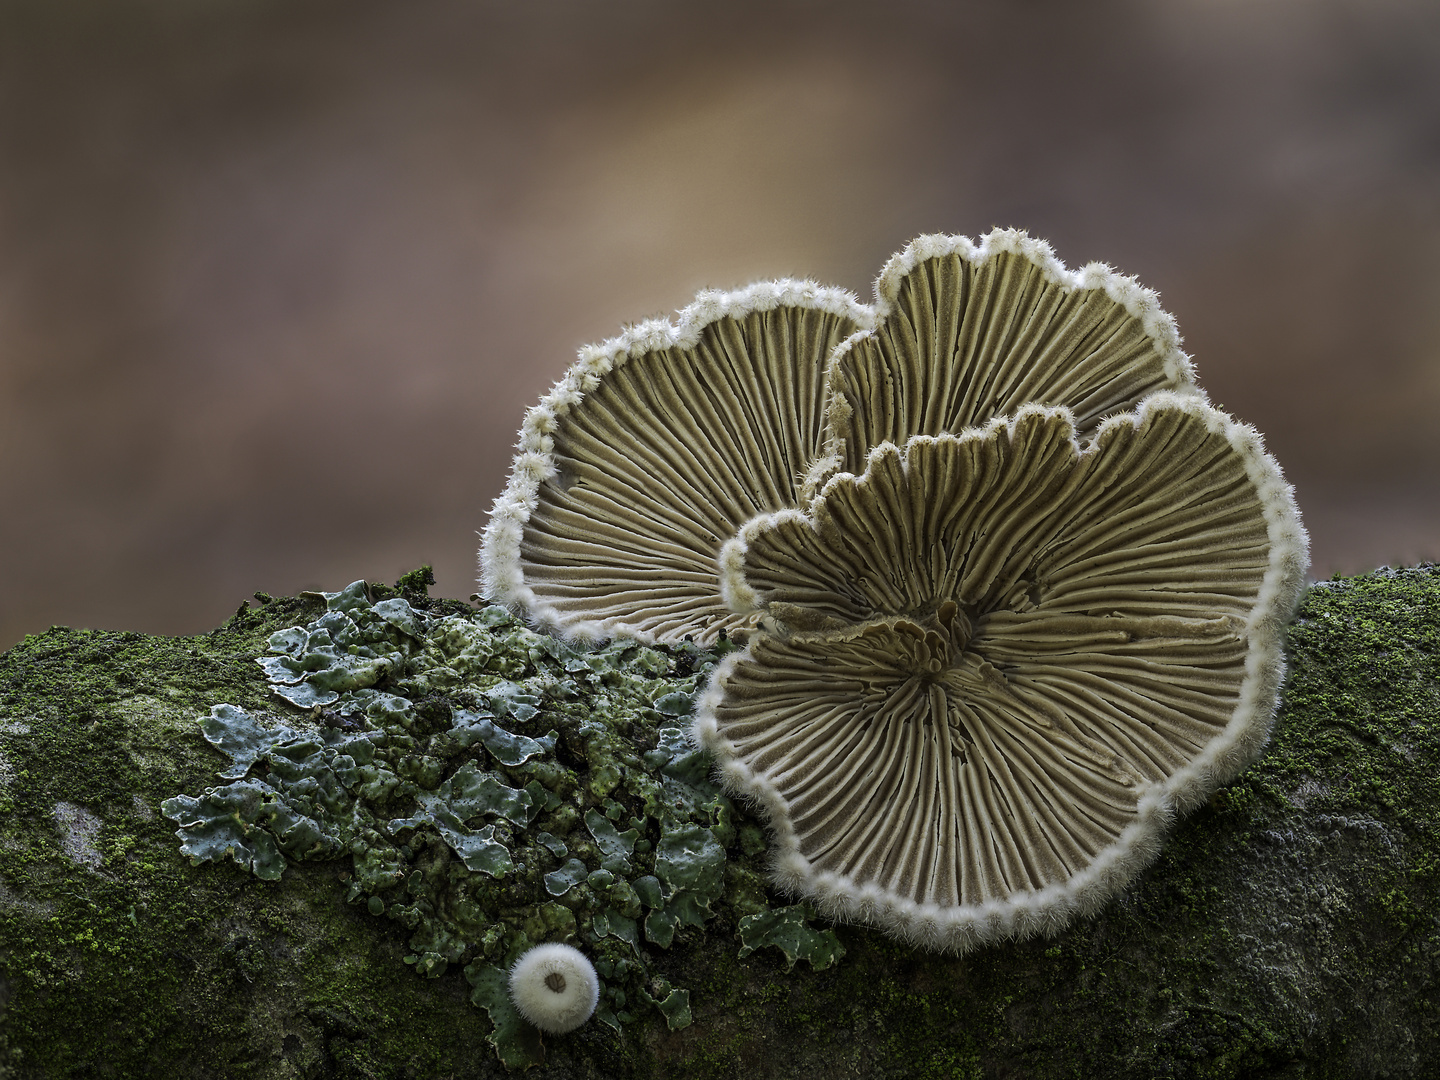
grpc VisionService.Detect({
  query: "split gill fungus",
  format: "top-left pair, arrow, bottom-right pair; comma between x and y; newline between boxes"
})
481,279 -> 873,646
481,229 -> 1309,954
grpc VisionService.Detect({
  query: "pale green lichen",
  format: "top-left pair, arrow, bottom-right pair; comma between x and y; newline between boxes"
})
737,904 -> 847,971
161,579 -> 842,1067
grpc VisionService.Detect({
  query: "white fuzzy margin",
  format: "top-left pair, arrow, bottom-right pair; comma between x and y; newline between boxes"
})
807,228 -> 1206,496
875,228 -> 1199,390
508,942 -> 600,1034
477,280 -> 875,643
696,392 -> 1309,955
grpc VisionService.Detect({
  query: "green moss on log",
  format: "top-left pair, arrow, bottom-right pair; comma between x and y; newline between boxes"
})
2,565 -> 1439,1079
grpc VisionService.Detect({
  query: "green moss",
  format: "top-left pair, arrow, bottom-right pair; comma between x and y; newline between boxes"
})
3,566 -> 1440,1078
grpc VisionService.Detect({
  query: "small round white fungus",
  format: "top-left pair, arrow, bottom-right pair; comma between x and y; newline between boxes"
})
507,943 -> 600,1034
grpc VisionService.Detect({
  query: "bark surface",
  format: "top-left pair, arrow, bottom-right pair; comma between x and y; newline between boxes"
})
1,566 -> 1438,1080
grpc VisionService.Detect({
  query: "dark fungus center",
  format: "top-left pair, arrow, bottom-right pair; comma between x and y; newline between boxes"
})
545,972 -> 567,994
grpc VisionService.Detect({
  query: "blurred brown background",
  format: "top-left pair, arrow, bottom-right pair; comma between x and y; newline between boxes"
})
2,0 -> 1438,650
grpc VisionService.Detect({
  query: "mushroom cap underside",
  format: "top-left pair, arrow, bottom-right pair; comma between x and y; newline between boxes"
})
816,231 -> 1202,488
699,397 -> 1308,952
483,229 -> 1210,650
480,283 -> 870,645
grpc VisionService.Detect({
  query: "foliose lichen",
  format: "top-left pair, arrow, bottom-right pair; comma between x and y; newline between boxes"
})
161,578 -> 842,1068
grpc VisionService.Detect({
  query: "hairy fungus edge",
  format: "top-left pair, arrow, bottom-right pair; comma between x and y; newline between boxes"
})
812,228 -> 1206,495
1122,391 -> 1311,812
871,228 -> 1202,394
478,279 -> 874,643
699,392 -> 1309,954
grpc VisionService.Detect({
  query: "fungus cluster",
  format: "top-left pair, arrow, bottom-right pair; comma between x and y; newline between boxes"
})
481,229 -> 1309,952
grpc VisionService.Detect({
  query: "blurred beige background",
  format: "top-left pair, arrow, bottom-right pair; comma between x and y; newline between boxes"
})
2,0 -> 1438,649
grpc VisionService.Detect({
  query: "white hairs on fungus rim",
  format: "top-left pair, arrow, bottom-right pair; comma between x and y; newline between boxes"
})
478,278 -> 873,644
696,391 -> 1309,955
871,229 -> 1198,391
508,943 -> 600,1034
808,227 -> 1205,498
479,226 -> 1203,638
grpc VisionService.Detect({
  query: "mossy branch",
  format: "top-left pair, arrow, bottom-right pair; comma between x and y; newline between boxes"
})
2,566 -> 1438,1079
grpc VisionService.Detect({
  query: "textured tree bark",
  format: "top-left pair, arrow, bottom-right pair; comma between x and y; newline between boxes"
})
1,566 -> 1437,1079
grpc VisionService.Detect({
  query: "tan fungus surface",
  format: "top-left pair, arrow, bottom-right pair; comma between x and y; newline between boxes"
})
711,401 -> 1277,920
505,298 -> 864,644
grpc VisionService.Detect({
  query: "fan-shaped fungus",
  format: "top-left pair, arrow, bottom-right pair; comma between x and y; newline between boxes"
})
810,229 -> 1201,493
480,281 -> 871,645
699,396 -> 1308,952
